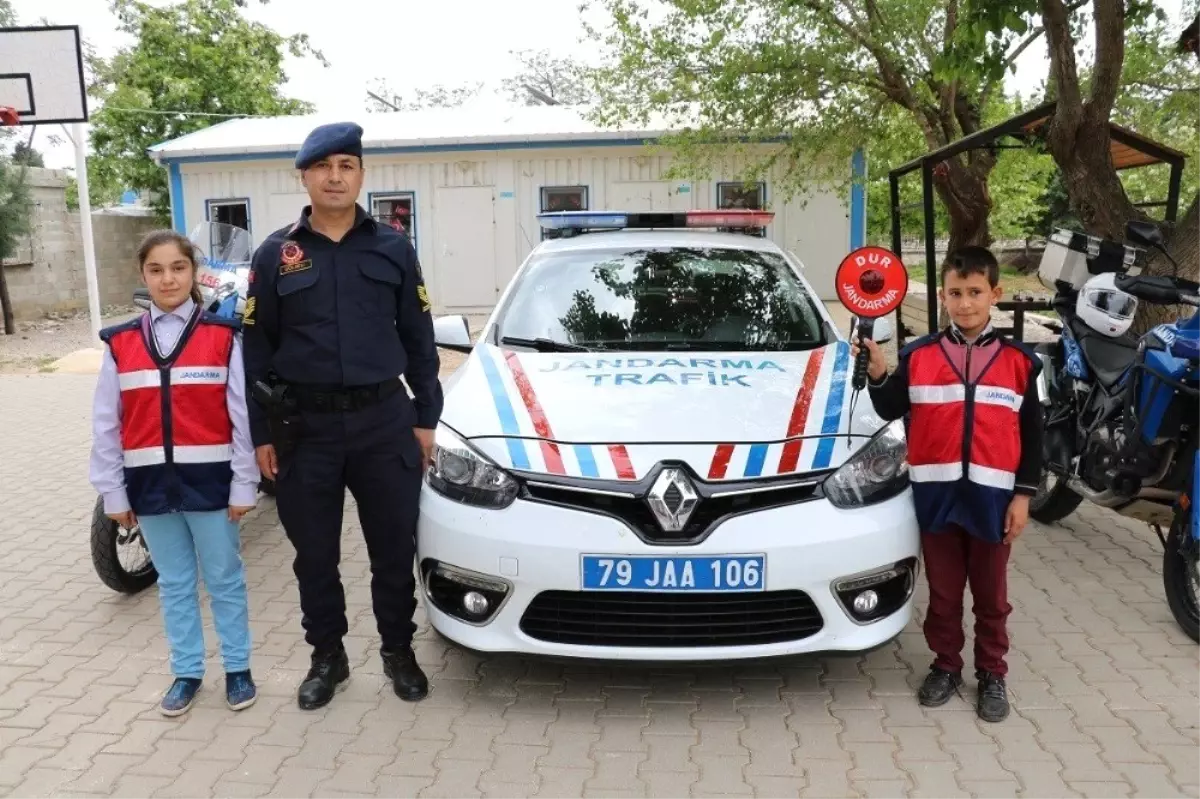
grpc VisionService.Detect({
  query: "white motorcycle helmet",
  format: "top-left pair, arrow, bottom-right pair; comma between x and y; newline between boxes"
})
1076,272 -> 1138,337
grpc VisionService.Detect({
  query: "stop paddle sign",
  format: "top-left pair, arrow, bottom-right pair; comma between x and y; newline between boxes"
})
835,246 -> 909,319
835,246 -> 908,396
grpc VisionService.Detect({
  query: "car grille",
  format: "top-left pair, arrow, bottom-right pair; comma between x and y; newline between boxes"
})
521,481 -> 820,544
519,590 -> 824,647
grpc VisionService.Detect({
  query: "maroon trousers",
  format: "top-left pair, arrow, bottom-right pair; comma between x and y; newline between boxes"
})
921,526 -> 1012,677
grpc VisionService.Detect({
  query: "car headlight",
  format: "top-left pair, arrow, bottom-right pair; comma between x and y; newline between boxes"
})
823,419 -> 909,509
425,426 -> 519,509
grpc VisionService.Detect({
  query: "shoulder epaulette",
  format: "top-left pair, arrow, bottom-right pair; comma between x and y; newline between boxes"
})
898,332 -> 940,360
98,315 -> 143,344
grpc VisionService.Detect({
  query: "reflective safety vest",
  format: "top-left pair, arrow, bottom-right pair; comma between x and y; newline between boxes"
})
101,309 -> 238,516
905,334 -> 1035,542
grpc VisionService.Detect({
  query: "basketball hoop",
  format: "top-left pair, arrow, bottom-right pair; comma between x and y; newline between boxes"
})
0,106 -> 17,126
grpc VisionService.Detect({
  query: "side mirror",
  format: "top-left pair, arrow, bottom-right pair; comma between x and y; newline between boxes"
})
433,314 -> 472,353
132,287 -> 151,311
1126,220 -> 1164,250
872,316 -> 894,344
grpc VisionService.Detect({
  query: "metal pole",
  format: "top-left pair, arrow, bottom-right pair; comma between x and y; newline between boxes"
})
889,173 -> 904,346
921,162 -> 937,335
1166,162 -> 1183,224
72,122 -> 102,346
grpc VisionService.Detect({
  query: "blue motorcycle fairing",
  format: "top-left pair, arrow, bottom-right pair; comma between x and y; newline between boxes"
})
1062,327 -> 1089,380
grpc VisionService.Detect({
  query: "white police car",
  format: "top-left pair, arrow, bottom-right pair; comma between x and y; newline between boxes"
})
420,209 -> 919,661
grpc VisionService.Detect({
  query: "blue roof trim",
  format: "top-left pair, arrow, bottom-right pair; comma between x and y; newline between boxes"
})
850,148 -> 866,250
159,136 -> 668,165
169,162 -> 186,233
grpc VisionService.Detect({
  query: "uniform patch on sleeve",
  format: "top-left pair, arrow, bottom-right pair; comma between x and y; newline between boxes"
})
279,259 -> 313,276
417,284 -> 431,312
242,296 -> 256,325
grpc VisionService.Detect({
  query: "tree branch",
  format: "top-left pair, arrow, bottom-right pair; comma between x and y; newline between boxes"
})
1041,0 -> 1082,112
1089,0 -> 1125,120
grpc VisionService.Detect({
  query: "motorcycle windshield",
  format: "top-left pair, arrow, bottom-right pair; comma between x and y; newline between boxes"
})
189,222 -> 253,302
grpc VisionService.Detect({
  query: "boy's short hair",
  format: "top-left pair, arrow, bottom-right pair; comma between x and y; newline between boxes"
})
942,246 -> 1000,288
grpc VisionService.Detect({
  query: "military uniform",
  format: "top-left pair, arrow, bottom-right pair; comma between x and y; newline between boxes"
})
243,122 -> 443,707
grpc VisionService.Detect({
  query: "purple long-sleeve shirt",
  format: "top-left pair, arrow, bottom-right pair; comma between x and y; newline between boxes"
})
89,298 -> 260,514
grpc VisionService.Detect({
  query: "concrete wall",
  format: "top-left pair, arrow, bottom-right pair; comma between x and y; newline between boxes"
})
2,167 -> 163,321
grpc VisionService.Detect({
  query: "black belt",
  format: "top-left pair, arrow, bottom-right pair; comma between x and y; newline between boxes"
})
287,378 -> 403,413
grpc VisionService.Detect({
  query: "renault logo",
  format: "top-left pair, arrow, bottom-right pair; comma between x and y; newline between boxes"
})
646,468 -> 699,532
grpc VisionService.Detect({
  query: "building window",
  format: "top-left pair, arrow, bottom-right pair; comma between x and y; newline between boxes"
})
371,192 -> 417,249
540,185 -> 588,239
717,182 -> 767,236
204,199 -> 251,256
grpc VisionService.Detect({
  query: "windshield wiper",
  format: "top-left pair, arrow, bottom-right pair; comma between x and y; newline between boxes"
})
499,336 -> 595,353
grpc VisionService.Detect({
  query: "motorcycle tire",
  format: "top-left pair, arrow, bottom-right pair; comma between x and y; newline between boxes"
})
90,496 -> 158,594
1030,474 -> 1084,523
1163,511 -> 1199,643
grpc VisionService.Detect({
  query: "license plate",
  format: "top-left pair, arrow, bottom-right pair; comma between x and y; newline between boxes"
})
580,554 -> 766,592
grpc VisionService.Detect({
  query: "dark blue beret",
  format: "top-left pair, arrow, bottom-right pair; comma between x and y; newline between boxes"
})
294,122 -> 364,169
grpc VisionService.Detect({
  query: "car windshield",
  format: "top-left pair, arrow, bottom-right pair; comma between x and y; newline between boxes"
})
495,245 -> 828,351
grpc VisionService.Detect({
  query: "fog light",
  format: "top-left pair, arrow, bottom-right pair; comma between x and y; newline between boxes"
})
833,558 -> 917,624
421,559 -> 511,626
462,591 -> 490,617
853,590 -> 879,615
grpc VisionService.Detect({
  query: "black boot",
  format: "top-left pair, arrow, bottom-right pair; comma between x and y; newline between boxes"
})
381,646 -> 428,702
297,647 -> 350,710
917,667 -> 963,707
976,671 -> 1010,722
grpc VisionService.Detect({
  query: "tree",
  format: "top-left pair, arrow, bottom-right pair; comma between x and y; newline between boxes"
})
86,0 -> 322,222
365,79 -> 483,112
1030,0 -> 1198,329
0,157 -> 33,334
11,141 -> 44,167
501,50 -> 596,105
584,0 -> 1064,256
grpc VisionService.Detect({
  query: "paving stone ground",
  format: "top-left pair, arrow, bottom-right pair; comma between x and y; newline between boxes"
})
1,372 -> 1197,799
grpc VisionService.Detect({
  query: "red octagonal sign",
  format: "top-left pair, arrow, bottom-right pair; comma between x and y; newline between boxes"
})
835,246 -> 909,319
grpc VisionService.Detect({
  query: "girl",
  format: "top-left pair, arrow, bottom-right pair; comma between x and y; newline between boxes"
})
89,230 -> 259,716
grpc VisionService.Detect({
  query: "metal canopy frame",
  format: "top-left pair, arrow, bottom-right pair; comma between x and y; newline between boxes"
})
887,99 -> 1188,344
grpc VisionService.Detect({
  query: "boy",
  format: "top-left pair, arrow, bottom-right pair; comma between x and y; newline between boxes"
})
854,246 -> 1042,722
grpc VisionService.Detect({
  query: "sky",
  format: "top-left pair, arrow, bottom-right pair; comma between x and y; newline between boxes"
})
6,0 -> 1194,171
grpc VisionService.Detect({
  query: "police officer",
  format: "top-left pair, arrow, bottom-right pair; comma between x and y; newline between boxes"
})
242,122 -> 443,709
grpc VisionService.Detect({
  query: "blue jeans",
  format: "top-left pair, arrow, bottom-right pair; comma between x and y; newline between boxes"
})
138,510 -> 251,678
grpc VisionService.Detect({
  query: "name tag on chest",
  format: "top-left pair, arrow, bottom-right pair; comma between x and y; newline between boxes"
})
280,259 -> 313,276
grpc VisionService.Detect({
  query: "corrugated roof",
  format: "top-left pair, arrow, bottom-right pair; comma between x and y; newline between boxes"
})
148,103 -> 680,163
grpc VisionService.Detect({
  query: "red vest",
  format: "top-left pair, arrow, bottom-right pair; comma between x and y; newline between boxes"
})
905,334 -> 1033,541
102,309 -> 238,515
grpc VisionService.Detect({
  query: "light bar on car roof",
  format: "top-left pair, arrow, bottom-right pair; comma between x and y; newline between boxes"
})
536,209 -> 774,233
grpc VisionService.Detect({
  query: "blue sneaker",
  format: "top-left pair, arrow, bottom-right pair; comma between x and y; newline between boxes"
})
160,678 -> 202,717
225,671 -> 257,711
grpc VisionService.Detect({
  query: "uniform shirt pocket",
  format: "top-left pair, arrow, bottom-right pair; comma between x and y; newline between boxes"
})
355,255 -> 404,318
275,263 -> 321,323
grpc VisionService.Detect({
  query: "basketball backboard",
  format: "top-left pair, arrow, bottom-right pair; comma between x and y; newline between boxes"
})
0,26 -> 88,125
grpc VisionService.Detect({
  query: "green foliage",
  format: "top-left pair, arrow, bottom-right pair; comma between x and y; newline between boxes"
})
0,158 -> 33,261
86,0 -> 322,221
1112,4 -> 1199,218
11,142 -> 44,167
582,0 -> 1040,205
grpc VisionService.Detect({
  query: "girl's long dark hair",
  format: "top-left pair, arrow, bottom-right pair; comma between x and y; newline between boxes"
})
137,229 -> 204,306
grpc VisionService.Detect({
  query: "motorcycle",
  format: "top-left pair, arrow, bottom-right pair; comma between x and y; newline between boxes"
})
1030,220 -> 1199,642
91,222 -> 272,594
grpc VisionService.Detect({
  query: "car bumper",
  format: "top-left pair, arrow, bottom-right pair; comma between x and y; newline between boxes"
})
416,487 -> 920,661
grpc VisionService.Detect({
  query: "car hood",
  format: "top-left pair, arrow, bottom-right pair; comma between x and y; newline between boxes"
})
441,342 -> 888,481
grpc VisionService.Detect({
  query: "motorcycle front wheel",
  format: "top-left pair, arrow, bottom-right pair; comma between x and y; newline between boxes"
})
1163,509 -> 1199,643
90,496 -> 158,594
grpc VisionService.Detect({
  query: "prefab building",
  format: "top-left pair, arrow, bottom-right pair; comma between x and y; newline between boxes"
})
149,106 -> 866,314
